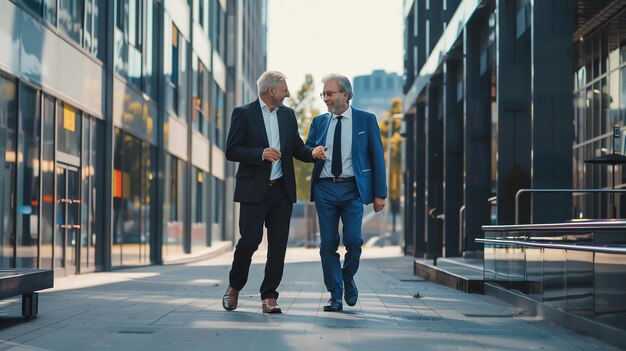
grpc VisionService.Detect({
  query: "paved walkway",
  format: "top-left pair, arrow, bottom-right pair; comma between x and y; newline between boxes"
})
0,247 -> 620,350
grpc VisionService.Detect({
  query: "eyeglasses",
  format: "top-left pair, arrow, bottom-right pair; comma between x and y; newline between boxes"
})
319,91 -> 344,98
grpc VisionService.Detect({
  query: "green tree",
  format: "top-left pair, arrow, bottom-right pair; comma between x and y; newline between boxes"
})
287,74 -> 320,201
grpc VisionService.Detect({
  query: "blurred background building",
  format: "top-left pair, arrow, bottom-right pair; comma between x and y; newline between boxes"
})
0,0 -> 267,274
352,69 -> 403,121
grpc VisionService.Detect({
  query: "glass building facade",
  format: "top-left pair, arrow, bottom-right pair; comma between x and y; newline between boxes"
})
403,0 -> 626,256
0,0 -> 267,275
403,0 -> 626,343
572,10 -> 626,220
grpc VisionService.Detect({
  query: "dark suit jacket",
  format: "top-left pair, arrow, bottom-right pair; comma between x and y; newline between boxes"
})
226,99 -> 314,203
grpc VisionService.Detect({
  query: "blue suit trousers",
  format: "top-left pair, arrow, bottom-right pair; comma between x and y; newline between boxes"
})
314,180 -> 364,301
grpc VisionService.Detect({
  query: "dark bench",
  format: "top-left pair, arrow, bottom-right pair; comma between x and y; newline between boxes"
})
0,269 -> 53,318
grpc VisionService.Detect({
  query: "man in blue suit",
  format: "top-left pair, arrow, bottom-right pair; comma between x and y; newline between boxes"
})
305,74 -> 387,312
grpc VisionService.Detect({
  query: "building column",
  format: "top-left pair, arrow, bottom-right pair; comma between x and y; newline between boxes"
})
403,112 -> 415,255
530,0 -> 573,223
101,0 -> 116,271
425,81 -> 444,259
153,5 -> 166,264
496,0 -> 532,224
443,57 -> 464,257
413,101 -> 427,257
463,17 -> 492,255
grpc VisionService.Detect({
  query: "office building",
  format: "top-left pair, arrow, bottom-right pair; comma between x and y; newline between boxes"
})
0,0 -> 267,274
403,0 -> 626,342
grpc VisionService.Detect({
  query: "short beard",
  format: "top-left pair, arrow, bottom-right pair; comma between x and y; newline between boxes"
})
330,101 -> 347,114
272,96 -> 284,107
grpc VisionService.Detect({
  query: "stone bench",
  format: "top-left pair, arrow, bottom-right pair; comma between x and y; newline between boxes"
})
0,269 -> 53,318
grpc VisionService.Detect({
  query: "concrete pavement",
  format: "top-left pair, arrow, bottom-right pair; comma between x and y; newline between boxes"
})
0,247 -> 620,351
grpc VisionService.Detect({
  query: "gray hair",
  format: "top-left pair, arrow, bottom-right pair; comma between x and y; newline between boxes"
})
322,73 -> 353,102
257,71 -> 287,94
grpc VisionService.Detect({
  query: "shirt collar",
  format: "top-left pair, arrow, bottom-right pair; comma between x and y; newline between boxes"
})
332,106 -> 352,120
259,96 -> 276,113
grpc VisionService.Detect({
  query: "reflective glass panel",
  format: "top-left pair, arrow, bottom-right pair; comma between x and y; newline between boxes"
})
0,75 -> 17,267
17,85 -> 40,268
40,95 -> 55,269
58,0 -> 83,44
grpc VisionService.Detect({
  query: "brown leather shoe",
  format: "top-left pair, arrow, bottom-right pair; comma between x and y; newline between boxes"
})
222,287 -> 239,311
261,298 -> 282,313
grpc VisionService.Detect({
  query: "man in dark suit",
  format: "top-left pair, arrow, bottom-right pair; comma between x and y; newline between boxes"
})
305,73 -> 387,312
222,71 -> 325,313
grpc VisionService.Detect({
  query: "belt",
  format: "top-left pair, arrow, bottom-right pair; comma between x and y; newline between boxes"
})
319,177 -> 356,183
269,177 -> 283,186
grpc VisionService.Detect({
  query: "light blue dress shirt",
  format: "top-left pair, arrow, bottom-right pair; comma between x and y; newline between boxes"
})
259,97 -> 282,180
321,106 -> 354,178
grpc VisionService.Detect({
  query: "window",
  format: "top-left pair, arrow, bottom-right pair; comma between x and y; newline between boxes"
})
193,58 -> 210,136
57,102 -> 82,156
40,95 -> 55,269
214,0 -> 226,56
170,25 -> 180,114
196,0 -> 207,29
144,0 -> 158,98
211,176 -> 224,242
20,0 -> 43,16
166,23 -> 188,119
112,129 -> 154,266
375,77 -> 383,90
43,0 -> 56,25
58,0 -> 84,44
115,0 -> 143,89
163,155 -> 186,258
213,82 -> 225,148
17,84 -> 41,268
191,168 -> 209,250
20,0 -> 102,58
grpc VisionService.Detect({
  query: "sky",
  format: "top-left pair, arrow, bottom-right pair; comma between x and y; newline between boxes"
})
267,0 -> 404,112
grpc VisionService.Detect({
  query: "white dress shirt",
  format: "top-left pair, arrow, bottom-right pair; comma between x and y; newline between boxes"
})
259,97 -> 282,180
321,106 -> 354,178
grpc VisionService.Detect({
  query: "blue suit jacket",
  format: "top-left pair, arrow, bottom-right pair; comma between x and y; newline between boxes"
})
305,107 -> 387,205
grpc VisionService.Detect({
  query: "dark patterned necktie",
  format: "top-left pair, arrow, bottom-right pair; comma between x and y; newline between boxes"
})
331,116 -> 343,177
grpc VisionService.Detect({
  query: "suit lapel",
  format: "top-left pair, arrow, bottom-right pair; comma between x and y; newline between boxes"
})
277,107 -> 288,152
352,108 -> 360,157
252,99 -> 270,147
320,113 -> 332,145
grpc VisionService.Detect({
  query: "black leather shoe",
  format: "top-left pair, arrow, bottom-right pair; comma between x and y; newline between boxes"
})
323,298 -> 343,312
344,279 -> 358,306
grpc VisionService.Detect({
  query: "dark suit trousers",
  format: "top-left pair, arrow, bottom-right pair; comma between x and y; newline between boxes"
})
229,183 -> 293,300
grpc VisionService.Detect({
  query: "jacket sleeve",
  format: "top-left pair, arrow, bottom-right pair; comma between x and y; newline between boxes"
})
293,112 -> 315,163
225,107 -> 264,165
368,114 -> 388,198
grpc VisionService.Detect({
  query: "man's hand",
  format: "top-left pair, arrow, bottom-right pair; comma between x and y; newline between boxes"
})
312,146 -> 328,160
373,197 -> 385,213
263,147 -> 282,162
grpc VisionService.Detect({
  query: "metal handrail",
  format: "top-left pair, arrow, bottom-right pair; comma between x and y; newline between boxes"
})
483,220 -> 626,232
515,188 -> 626,224
476,238 -> 626,255
459,205 -> 466,253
